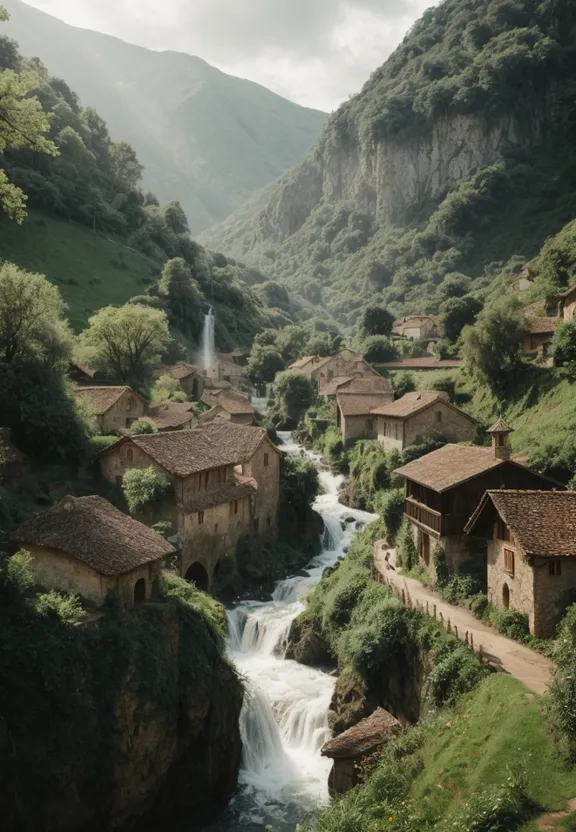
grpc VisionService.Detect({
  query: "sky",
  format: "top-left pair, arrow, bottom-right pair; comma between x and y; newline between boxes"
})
22,0 -> 436,111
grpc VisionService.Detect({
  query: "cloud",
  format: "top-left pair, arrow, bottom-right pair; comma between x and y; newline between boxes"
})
21,0 -> 436,110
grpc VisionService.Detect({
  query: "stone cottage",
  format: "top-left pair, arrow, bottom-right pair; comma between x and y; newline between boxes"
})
0,428 -> 30,486
320,375 -> 393,400
165,363 -> 205,399
144,401 -> 197,432
290,350 -> 380,387
73,386 -> 146,433
392,315 -> 439,340
394,420 -> 563,579
204,356 -> 246,390
201,389 -> 255,425
336,392 -> 392,443
372,391 -> 477,452
523,317 -> 558,355
97,423 -> 282,592
12,495 -> 175,607
321,708 -> 401,794
465,490 -> 576,638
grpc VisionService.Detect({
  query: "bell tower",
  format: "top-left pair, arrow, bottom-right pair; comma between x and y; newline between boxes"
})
487,418 -> 514,461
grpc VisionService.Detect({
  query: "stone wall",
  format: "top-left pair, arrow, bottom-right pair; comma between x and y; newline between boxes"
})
342,414 -> 376,443
533,555 -> 576,637
377,402 -> 477,452
240,439 -> 281,532
487,539 -> 535,627
100,390 -> 145,433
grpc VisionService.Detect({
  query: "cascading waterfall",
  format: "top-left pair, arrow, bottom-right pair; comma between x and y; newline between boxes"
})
202,432 -> 376,832
202,307 -> 216,372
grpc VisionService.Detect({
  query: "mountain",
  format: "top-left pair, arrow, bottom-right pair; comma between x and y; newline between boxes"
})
4,0 -> 326,234
201,0 -> 576,326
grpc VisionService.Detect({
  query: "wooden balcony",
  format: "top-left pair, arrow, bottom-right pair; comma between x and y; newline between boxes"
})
404,497 -> 442,536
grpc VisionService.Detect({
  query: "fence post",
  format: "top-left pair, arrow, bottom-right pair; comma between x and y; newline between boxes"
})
454,625 -> 458,639
433,604 -> 437,619
465,631 -> 469,645
426,601 -> 429,615
401,589 -> 406,605
470,633 -> 474,651
447,618 -> 451,633
439,611 -> 444,624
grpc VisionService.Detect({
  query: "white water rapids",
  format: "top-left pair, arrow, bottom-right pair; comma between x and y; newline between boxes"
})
202,432 -> 375,832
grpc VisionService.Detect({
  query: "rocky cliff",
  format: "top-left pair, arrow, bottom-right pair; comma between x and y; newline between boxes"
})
202,0 -> 576,324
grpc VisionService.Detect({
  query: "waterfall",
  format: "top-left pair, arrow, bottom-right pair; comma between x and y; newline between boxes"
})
202,307 -> 216,372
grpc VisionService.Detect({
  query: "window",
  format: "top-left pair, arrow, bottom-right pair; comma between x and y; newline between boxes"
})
395,422 -> 400,440
234,500 -> 239,515
126,447 -> 134,464
496,519 -> 511,542
115,475 -> 123,488
126,396 -> 136,411
126,418 -> 135,428
549,560 -> 562,576
198,511 -> 205,525
365,418 -> 373,431
214,523 -> 219,533
435,411 -> 442,423
264,453 -> 269,467
504,548 -> 515,576
204,472 -> 209,489
327,370 -> 334,382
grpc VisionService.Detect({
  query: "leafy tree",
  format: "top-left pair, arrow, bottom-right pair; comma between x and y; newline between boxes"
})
440,295 -> 483,343
552,321 -> 576,374
548,605 -> 576,761
163,200 -> 189,235
362,336 -> 398,363
152,374 -> 182,402
276,325 -> 308,363
123,466 -> 174,515
393,371 -> 416,399
437,273 -> 472,301
0,7 -> 58,221
247,344 -> 286,387
461,297 -> 526,395
78,304 -> 171,386
269,371 -> 315,427
158,257 -> 204,336
253,329 -> 279,349
280,454 -> 320,510
359,304 -> 395,338
306,333 -> 332,357
0,262 -> 72,365
130,419 -> 156,435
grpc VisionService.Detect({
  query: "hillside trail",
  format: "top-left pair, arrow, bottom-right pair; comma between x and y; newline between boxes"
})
535,797 -> 576,829
373,541 -> 552,696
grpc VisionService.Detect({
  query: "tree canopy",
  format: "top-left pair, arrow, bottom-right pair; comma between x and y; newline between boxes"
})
362,335 -> 398,363
359,304 -> 395,338
461,296 -> 526,394
268,371 -> 315,428
247,345 -> 286,387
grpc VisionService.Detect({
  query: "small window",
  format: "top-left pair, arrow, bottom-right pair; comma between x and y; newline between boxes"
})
267,517 -> 271,529
435,411 -> 442,423
214,523 -> 219,533
496,519 -> 511,542
126,418 -> 135,428
395,423 -> 400,440
365,418 -> 372,431
327,370 -> 334,382
126,396 -> 136,411
198,511 -> 205,525
126,447 -> 134,464
549,560 -> 562,576
234,500 -> 239,515
504,548 -> 515,576
204,472 -> 209,489
264,453 -> 269,467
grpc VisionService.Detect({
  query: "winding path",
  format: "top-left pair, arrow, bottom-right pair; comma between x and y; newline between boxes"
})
373,541 -> 553,696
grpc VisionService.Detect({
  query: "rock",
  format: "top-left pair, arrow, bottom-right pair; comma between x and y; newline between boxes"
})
285,616 -> 334,667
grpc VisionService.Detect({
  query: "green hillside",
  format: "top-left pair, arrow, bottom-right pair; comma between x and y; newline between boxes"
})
0,211 -> 160,331
5,0 -> 326,234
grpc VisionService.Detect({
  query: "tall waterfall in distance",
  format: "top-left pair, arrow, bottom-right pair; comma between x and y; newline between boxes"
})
203,307 -> 216,372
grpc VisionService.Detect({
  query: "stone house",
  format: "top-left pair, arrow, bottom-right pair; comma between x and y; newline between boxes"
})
320,375 -> 393,400
68,361 -> 95,385
97,423 -> 282,592
465,490 -> 576,638
12,495 -> 174,608
144,401 -> 197,432
336,393 -> 392,443
73,386 -> 146,433
321,708 -> 401,795
392,315 -> 439,340
204,356 -> 246,390
290,351 -> 380,387
558,283 -> 576,322
165,363 -> 205,399
372,391 -> 477,452
523,317 -> 558,355
201,389 -> 255,425
0,428 -> 30,486
394,420 -> 563,580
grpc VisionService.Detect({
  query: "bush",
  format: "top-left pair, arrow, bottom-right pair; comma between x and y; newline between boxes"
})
488,608 -> 530,641
450,766 -> 534,831
393,371 -> 416,399
376,488 -> 405,542
397,518 -> 417,571
426,641 -> 487,709
323,426 -> 344,462
130,419 -> 156,435
122,466 -> 174,514
548,604 -> 576,760
34,591 -> 85,623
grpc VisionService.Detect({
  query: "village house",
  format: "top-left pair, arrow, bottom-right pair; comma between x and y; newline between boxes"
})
336,392 -> 392,443
321,709 -> 401,795
558,283 -> 576,322
97,422 -> 281,592
73,386 -> 146,433
372,391 -> 477,452
144,401 -> 197,432
523,317 -> 558,355
320,375 -> 393,400
164,363 -> 205,399
201,389 -> 255,425
465,490 -> 576,638
204,355 -> 246,390
392,315 -> 439,340
12,495 -> 174,608
394,420 -> 562,579
68,361 -> 95,385
372,357 -> 464,371
0,428 -> 30,486
290,350 -> 380,387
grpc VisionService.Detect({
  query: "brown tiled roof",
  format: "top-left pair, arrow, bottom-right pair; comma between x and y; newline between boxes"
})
320,376 -> 354,396
71,362 -> 95,379
290,355 -> 316,369
321,709 -> 401,759
181,475 -> 257,513
526,317 -> 558,335
168,362 -> 202,380
466,491 -> 576,557
145,402 -> 196,431
73,386 -> 143,415
372,358 -> 464,369
394,444 -> 507,492
371,391 -> 471,422
289,355 -> 332,372
337,393 -> 392,417
487,418 -> 514,434
202,389 -> 251,410
218,396 -> 254,416
337,377 -> 393,396
12,495 -> 174,576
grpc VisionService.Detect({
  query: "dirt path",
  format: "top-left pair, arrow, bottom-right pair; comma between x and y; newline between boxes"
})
373,541 -> 553,696
535,797 -> 576,829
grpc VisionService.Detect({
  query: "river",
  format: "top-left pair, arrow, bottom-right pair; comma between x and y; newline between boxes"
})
200,432 -> 375,832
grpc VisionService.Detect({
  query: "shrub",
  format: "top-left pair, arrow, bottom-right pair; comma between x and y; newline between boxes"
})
87,435 -> 119,459
488,608 -> 530,641
130,419 -> 156,435
432,543 -> 450,587
426,641 -> 487,709
323,426 -> 344,462
392,370 -> 417,399
450,766 -> 534,831
122,466 -> 174,514
376,488 -> 405,542
34,591 -> 85,623
371,459 -> 390,491
397,518 -> 417,571
548,604 -> 576,760
7,549 -> 35,592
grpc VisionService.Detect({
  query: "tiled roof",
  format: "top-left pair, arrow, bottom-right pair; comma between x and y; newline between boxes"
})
320,376 -> 354,396
466,491 -> 576,557
337,393 -> 392,417
487,418 -> 514,434
372,358 -> 464,369
289,355 -> 332,372
218,396 -> 254,416
12,495 -> 174,576
145,402 -> 196,431
73,386 -> 141,415
372,390 -> 466,420
181,475 -> 257,513
71,362 -> 95,379
290,355 -> 316,369
394,444 -> 508,492
321,708 -> 401,759
526,316 -> 558,335
168,362 -> 202,380
337,377 -> 393,396
119,422 -> 273,477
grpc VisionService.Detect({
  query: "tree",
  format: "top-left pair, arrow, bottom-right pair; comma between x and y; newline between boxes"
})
0,7 -> 58,221
163,200 -> 189,235
0,262 -> 72,365
461,297 -> 526,394
276,325 -> 308,363
78,304 -> 171,386
393,371 -> 416,399
552,321 -> 576,374
440,294 -> 483,342
158,257 -> 204,336
123,466 -> 174,515
362,335 -> 399,363
247,345 -> 285,387
306,333 -> 332,357
130,419 -> 156,435
359,304 -> 395,338
268,371 -> 315,427
253,329 -> 279,349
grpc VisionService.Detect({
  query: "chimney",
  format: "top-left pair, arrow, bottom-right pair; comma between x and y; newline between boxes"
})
487,418 -> 514,461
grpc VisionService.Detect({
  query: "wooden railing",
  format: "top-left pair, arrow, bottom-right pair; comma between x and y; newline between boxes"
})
404,497 -> 442,535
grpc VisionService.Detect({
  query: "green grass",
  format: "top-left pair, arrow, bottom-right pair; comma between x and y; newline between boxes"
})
410,369 -> 462,391
0,211 -> 160,331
